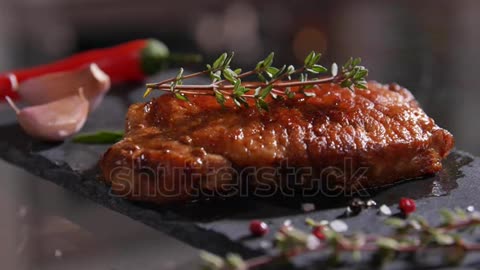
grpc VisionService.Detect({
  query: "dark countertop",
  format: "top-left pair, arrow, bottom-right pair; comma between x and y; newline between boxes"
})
0,73 -> 479,269
0,158 -> 202,270
1,1 -> 480,268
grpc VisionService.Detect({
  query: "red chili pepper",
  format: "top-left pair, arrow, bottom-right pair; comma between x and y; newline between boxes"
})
0,39 -> 200,101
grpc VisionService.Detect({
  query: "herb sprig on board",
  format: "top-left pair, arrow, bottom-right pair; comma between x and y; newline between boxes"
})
144,52 -> 368,110
200,207 -> 480,269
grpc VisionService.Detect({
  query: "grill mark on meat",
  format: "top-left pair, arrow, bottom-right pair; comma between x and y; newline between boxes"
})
357,89 -> 414,145
376,101 -> 414,142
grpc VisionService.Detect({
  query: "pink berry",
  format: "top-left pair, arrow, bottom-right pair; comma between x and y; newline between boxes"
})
249,220 -> 269,236
399,197 -> 416,215
312,226 -> 325,240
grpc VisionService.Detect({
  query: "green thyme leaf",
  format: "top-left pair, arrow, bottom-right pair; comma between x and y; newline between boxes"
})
376,237 -> 399,250
433,232 -> 455,245
212,53 -> 227,69
410,215 -> 429,228
255,98 -> 269,111
233,81 -> 249,96
340,79 -> 353,89
210,70 -> 222,82
312,53 -> 321,65
454,207 -> 469,220
273,65 -> 286,79
258,85 -> 274,99
353,69 -> 368,80
175,92 -> 189,101
143,87 -> 153,98
214,90 -> 226,106
225,253 -> 246,270
307,64 -> 327,74
384,218 -> 407,228
285,87 -> 295,98
305,217 -> 316,227
440,209 -> 456,225
303,91 -> 316,97
175,67 -> 184,80
266,66 -> 280,78
304,51 -> 315,67
224,52 -> 235,67
257,73 -> 267,83
254,87 -> 262,96
255,60 -> 265,71
223,68 -> 238,83
343,57 -> 353,69
233,95 -> 249,107
199,251 -> 224,270
255,52 -> 275,72
352,57 -> 361,66
356,80 -> 368,88
263,52 -> 274,69
146,52 -> 368,111
287,65 -> 295,75
73,131 -> 124,144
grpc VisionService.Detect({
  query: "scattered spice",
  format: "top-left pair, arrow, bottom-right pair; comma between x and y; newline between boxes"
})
202,207 -> 480,269
348,198 -> 365,215
366,199 -> 377,207
330,220 -> 348,233
305,217 -> 329,227
301,203 -> 315,212
379,204 -> 393,216
345,198 -> 377,216
259,241 -> 272,250
399,197 -> 416,215
282,219 -> 292,227
249,220 -> 269,236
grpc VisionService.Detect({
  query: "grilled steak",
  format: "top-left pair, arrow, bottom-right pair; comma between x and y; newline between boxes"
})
100,82 -> 454,204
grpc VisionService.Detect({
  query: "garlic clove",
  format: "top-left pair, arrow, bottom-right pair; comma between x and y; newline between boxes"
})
6,89 -> 89,141
17,63 -> 110,112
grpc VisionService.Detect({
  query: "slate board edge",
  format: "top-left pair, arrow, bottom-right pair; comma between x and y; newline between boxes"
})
0,145 -> 263,258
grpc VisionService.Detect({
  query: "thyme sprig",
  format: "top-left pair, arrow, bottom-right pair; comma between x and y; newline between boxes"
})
145,51 -> 368,110
200,208 -> 480,269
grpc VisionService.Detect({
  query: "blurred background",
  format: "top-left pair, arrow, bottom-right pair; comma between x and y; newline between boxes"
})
0,0 -> 479,269
0,0 -> 479,154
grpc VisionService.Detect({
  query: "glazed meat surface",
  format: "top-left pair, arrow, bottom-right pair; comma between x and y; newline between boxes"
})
100,82 -> 454,204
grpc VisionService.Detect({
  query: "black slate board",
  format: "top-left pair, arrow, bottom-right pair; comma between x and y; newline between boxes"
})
1,75 -> 480,269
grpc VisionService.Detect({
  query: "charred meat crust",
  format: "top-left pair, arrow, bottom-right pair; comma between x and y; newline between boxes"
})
100,81 -> 454,204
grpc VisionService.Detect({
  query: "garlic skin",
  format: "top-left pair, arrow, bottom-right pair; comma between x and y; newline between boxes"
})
6,89 -> 89,141
17,63 -> 110,112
